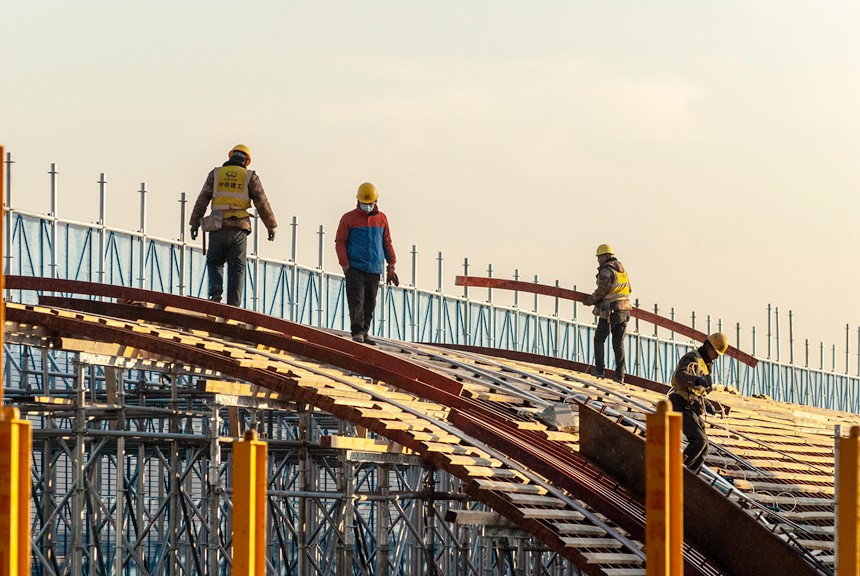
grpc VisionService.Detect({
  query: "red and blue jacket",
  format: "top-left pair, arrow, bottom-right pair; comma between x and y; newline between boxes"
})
335,204 -> 396,275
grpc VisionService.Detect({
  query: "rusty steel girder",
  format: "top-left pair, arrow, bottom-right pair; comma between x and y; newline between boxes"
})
455,275 -> 757,367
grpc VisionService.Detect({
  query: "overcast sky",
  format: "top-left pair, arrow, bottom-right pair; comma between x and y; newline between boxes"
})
2,1 -> 859,363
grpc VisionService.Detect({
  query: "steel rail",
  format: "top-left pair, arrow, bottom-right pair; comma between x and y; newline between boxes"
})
455,275 -> 758,367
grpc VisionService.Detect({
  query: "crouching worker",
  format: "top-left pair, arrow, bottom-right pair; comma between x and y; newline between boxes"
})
667,332 -> 728,473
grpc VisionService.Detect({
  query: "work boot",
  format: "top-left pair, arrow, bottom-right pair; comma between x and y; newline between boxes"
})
363,335 -> 377,346
613,373 -> 625,384
351,334 -> 365,343
209,294 -> 222,303
593,367 -> 605,379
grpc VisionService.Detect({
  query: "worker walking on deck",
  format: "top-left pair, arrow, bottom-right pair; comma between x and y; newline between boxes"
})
583,244 -> 632,383
335,182 -> 398,344
189,144 -> 277,306
667,332 -> 728,473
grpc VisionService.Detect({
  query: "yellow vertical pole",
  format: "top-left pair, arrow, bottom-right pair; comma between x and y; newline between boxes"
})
646,399 -> 683,576
838,425 -> 860,574
0,143 -> 31,576
232,428 -> 268,576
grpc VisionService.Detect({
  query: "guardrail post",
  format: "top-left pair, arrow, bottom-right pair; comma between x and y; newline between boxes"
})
838,425 -> 860,574
646,400 -> 682,576
232,428 -> 267,576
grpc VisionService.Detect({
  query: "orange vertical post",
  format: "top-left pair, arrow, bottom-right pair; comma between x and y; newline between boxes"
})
646,399 -> 683,576
838,425 -> 860,574
232,428 -> 268,576
0,143 -> 32,576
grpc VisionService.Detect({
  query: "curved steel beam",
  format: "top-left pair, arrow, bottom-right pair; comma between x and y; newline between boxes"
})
455,275 -> 758,367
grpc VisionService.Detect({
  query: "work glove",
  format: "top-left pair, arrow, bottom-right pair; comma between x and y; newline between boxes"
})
190,227 -> 198,240
695,376 -> 709,389
267,229 -> 276,241
386,265 -> 399,287
705,403 -> 716,416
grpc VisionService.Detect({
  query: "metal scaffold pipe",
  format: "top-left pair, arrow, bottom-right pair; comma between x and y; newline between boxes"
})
138,182 -> 147,289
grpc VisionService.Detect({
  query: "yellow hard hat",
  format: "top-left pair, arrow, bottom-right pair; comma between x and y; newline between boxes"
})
596,243 -> 613,256
707,332 -> 729,355
229,144 -> 251,166
356,182 -> 378,203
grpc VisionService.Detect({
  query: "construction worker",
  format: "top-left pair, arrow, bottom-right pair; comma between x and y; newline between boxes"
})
582,244 -> 632,383
335,182 -> 398,344
667,332 -> 728,473
189,144 -> 277,306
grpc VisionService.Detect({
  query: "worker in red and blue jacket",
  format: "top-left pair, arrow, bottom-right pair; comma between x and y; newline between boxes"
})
335,182 -> 398,344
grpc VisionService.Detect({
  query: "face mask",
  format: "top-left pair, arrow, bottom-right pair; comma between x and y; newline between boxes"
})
359,203 -> 375,213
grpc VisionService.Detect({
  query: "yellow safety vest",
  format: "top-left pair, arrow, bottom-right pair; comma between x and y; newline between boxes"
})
212,166 -> 253,219
604,268 -> 631,302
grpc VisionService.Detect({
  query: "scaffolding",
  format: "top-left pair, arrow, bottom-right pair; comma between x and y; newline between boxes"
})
14,346 -> 580,576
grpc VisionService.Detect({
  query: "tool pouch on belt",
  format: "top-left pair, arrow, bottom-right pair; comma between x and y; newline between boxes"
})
200,211 -> 223,232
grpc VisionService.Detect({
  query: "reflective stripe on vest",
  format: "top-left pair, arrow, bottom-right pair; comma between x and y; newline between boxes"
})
604,268 -> 630,302
212,166 -> 253,218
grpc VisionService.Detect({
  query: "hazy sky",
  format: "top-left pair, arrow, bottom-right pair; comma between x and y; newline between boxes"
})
2,1 -> 859,362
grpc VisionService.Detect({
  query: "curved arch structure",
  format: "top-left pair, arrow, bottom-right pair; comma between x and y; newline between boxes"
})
5,276 -> 848,576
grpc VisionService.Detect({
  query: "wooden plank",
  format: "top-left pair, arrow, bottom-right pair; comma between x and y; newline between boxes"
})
320,436 -> 404,453
444,455 -> 497,467
462,466 -> 504,477
472,479 -> 546,495
541,430 -> 579,443
506,493 -> 568,508
556,524 -> 607,536
562,537 -> 623,548
581,553 -> 643,565
519,509 -> 587,521
198,379 -> 291,400
445,510 -> 511,526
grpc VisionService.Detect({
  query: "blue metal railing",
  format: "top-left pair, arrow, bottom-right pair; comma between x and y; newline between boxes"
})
5,208 -> 860,413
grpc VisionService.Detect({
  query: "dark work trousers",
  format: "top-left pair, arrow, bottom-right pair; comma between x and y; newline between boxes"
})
207,227 -> 248,306
594,310 -> 629,376
345,267 -> 381,338
668,393 -> 709,473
